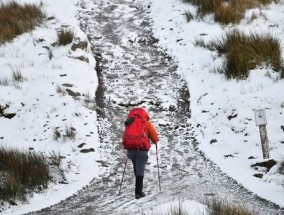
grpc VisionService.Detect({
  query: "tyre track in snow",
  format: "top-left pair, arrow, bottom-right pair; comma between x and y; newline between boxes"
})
31,0 -> 284,214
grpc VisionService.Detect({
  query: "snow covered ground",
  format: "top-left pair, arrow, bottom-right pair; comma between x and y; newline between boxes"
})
0,0 -> 100,214
147,0 -> 284,208
0,0 -> 284,214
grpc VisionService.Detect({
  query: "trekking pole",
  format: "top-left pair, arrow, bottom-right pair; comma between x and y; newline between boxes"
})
119,156 -> 128,195
156,144 -> 162,192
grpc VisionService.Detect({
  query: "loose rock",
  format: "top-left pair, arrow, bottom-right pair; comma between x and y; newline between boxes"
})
251,159 -> 277,171
80,148 -> 95,153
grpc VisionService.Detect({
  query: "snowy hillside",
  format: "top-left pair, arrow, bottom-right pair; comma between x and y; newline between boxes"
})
0,0 -> 100,214
147,0 -> 284,207
0,0 -> 284,214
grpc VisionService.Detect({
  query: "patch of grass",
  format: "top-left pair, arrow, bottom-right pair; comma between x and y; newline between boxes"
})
48,151 -> 62,167
83,92 -> 96,110
208,30 -> 283,79
183,10 -> 194,22
53,125 -> 76,142
64,125 -> 76,140
10,65 -> 24,89
214,2 -> 244,24
53,127 -> 61,141
11,69 -> 24,83
193,38 -> 206,48
0,147 -> 51,202
140,202 -> 189,215
182,0 -> 277,24
182,0 -> 223,17
0,1 -> 45,44
207,199 -> 257,215
57,29 -> 74,46
0,78 -> 9,86
48,151 -> 65,181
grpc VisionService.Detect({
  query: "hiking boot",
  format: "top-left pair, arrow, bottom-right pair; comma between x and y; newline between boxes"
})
135,192 -> 146,199
135,176 -> 145,199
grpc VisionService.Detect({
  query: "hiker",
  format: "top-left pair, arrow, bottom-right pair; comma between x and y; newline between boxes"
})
122,107 -> 159,199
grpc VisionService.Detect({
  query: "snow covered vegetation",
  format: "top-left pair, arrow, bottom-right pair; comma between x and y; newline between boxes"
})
0,0 -> 99,213
0,0 -> 284,214
149,0 -> 284,208
182,0 -> 279,24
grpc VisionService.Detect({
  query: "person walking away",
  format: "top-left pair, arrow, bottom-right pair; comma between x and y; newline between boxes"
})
122,107 -> 159,199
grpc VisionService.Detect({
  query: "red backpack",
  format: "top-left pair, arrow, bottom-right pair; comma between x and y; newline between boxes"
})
122,108 -> 150,150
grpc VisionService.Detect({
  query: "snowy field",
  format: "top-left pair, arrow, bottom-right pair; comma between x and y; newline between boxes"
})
0,0 -> 100,214
0,0 -> 284,214
146,0 -> 284,209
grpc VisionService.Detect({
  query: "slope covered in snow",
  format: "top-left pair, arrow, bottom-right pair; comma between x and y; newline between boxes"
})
0,0 -> 100,214
0,0 -> 284,214
147,0 -> 284,207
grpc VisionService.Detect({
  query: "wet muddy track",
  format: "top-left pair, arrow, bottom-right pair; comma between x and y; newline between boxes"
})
30,0 -> 284,214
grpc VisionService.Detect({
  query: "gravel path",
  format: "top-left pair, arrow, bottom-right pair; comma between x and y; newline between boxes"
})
30,0 -> 284,214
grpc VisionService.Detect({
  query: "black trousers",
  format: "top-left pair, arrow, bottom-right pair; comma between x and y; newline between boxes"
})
127,150 -> 148,195
127,150 -> 148,176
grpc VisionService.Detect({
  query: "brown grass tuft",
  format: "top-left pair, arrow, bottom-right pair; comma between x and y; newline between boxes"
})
208,30 -> 283,79
0,147 -> 51,201
182,0 -> 277,24
57,29 -> 74,46
184,10 -> 194,22
207,199 -> 258,215
0,1 -> 45,44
